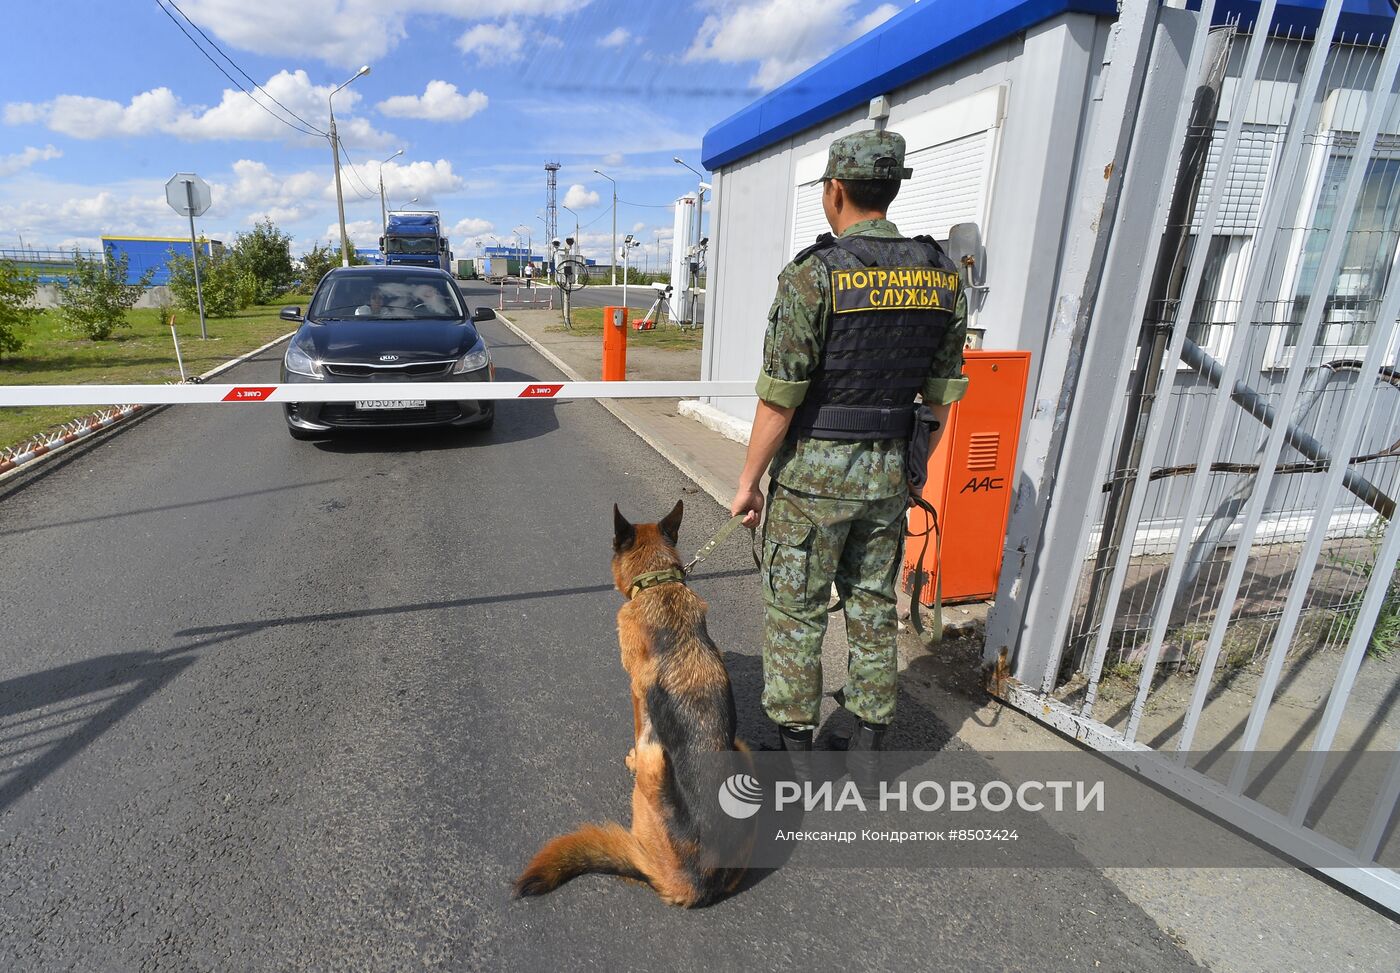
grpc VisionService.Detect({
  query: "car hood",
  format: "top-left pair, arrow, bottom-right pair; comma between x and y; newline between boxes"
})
298,319 -> 480,362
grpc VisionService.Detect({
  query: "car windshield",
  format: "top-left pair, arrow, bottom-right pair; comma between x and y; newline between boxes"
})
384,236 -> 438,255
311,273 -> 464,321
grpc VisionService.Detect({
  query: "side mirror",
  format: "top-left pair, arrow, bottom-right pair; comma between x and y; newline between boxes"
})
472,307 -> 497,322
280,306 -> 303,322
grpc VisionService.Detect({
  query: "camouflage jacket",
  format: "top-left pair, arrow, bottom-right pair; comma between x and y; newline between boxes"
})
757,218 -> 968,500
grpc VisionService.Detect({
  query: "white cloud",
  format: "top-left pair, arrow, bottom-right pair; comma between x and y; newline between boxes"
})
457,21 -> 526,64
325,218 -> 384,249
175,0 -> 590,67
685,0 -> 899,91
855,2 -> 900,35
632,221 -> 646,233
451,217 -> 494,239
0,144 -> 61,178
377,81 -> 488,122
4,71 -> 394,147
374,159 -> 465,201
602,151 -> 625,166
598,27 -> 632,47
562,183 -> 600,208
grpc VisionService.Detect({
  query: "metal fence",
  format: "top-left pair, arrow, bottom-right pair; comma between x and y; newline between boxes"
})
987,0 -> 1400,911
0,247 -> 101,284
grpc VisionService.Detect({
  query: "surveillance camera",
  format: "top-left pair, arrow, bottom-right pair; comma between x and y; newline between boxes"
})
565,237 -> 575,247
698,237 -> 709,247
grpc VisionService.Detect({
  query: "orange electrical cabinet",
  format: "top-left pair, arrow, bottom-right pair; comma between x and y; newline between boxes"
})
903,350 -> 1031,605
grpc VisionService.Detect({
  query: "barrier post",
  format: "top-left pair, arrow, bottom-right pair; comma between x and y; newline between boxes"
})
602,305 -> 628,381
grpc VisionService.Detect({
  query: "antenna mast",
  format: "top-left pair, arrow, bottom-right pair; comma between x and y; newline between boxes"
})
544,161 -> 562,245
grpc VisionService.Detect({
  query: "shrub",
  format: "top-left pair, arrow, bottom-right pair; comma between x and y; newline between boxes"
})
167,246 -> 257,319
0,260 -> 40,355
230,218 -> 296,304
298,242 -> 339,292
56,249 -> 153,340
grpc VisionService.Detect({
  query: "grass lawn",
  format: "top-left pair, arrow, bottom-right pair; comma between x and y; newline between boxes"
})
0,297 -> 309,450
549,306 -> 703,351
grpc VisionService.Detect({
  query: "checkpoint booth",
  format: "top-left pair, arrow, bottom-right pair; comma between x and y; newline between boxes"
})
693,0 -> 1126,599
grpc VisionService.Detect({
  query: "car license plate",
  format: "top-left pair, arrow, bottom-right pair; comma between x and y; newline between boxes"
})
354,399 -> 427,410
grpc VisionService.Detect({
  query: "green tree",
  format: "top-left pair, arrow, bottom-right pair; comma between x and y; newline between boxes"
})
167,245 -> 256,319
298,242 -> 339,292
298,242 -> 363,292
230,218 -> 296,304
0,260 -> 40,355
57,249 -> 153,340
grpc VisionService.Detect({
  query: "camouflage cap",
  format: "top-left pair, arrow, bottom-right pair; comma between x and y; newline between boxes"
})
821,130 -> 913,181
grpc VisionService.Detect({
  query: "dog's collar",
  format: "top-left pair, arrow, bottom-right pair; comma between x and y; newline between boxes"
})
627,566 -> 687,599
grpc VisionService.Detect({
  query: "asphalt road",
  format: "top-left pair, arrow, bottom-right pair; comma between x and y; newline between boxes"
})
0,322 -> 1199,971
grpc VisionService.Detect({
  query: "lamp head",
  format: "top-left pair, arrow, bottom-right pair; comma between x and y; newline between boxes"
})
357,65 -> 371,77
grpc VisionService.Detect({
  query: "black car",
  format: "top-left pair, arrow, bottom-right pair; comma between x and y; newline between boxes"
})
279,266 -> 497,440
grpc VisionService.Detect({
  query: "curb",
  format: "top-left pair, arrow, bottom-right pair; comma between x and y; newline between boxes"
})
0,330 -> 295,485
493,312 -> 733,507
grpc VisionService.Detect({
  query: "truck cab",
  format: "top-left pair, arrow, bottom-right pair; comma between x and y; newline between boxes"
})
380,211 -> 451,272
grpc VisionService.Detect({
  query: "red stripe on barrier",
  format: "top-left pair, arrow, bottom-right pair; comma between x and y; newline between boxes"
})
222,386 -> 277,402
518,384 -> 563,398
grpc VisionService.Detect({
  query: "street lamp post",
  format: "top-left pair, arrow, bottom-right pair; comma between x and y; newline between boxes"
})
329,64 -> 371,267
562,206 -> 579,246
593,168 -> 617,286
536,215 -> 550,281
377,147 -> 404,237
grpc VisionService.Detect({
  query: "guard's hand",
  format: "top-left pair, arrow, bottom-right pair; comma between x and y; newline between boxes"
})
730,485 -> 765,529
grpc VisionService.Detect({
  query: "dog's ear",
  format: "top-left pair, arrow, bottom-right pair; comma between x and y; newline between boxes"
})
658,499 -> 683,547
613,504 -> 636,552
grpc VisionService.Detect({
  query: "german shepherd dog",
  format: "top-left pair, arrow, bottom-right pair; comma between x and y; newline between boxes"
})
513,501 -> 753,907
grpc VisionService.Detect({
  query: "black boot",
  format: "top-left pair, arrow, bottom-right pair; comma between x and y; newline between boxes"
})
846,720 -> 887,751
778,725 -> 814,751
846,721 -> 888,800
778,725 -> 814,785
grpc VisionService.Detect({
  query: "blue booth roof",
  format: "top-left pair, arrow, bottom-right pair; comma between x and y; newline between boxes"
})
701,0 -> 1394,172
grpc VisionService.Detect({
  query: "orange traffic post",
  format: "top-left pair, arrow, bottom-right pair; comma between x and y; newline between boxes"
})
602,305 -> 629,381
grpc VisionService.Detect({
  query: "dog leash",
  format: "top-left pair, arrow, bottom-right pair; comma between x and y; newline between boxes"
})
683,513 -> 761,574
628,514 -> 761,599
905,494 -> 944,641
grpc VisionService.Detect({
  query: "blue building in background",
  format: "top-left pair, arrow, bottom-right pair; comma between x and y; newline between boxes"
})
100,236 -> 222,285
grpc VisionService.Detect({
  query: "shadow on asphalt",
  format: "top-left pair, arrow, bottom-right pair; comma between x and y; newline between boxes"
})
0,478 -> 343,538
0,633 -> 246,812
172,567 -> 760,639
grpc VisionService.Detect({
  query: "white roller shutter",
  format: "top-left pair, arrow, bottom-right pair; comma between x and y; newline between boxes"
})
790,180 -> 828,257
1193,124 -> 1282,234
888,130 -> 990,241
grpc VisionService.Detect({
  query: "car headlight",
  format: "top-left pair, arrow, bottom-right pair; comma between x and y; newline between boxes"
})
284,342 -> 324,379
452,345 -> 490,374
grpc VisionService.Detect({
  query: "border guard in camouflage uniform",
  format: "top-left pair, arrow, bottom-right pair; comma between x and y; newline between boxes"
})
729,130 -> 968,753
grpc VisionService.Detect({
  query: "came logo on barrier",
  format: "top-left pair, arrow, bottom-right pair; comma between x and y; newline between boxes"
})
222,386 -> 277,402
519,384 -> 563,398
717,774 -> 763,819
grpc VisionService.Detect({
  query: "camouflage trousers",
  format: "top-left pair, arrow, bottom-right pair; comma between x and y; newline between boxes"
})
761,482 -> 906,730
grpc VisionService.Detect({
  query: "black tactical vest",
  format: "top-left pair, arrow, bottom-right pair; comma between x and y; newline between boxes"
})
788,233 -> 959,441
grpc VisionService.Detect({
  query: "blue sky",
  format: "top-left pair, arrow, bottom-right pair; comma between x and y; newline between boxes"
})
0,0 -> 905,266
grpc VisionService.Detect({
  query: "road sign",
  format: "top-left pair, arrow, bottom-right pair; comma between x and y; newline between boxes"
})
165,173 -> 211,217
166,173 -> 211,338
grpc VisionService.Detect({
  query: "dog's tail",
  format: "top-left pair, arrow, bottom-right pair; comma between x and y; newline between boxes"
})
513,823 -> 646,898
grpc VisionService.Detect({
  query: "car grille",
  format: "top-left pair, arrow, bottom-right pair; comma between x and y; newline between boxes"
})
323,360 -> 454,378
319,402 -> 464,426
